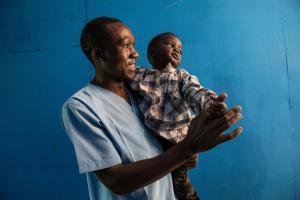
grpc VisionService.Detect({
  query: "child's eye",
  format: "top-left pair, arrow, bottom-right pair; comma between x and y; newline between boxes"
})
165,42 -> 174,46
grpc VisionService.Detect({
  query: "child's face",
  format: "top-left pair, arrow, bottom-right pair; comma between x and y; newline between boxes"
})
150,35 -> 182,70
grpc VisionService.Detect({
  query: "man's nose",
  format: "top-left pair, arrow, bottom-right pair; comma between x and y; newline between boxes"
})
131,48 -> 139,59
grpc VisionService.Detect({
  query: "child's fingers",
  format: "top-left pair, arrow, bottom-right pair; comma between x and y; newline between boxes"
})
183,155 -> 199,169
210,93 -> 227,102
206,102 -> 227,116
217,93 -> 227,101
211,102 -> 227,110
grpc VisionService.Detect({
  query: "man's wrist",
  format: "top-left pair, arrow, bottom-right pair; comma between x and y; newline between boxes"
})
175,139 -> 196,160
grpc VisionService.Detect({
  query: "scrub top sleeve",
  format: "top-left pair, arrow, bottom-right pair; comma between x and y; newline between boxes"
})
62,102 -> 122,174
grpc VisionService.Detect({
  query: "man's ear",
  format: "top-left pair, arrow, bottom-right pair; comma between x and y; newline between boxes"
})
91,47 -> 105,62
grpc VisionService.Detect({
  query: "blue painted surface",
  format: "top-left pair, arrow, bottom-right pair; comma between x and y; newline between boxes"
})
0,0 -> 299,199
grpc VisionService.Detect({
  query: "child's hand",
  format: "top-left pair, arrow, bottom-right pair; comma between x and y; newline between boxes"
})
205,93 -> 228,118
183,154 -> 199,170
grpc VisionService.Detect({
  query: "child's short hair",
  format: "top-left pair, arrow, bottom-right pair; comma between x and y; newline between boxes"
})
147,32 -> 180,65
80,16 -> 122,64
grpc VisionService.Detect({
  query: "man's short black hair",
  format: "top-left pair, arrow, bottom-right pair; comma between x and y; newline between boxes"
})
80,16 -> 122,64
147,32 -> 180,66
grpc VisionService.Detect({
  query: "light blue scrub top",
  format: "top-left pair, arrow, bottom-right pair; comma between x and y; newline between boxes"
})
62,83 -> 176,200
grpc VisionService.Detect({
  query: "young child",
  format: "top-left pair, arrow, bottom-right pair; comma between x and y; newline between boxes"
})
129,32 -> 227,200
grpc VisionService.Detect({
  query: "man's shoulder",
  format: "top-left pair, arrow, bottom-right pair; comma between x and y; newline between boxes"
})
62,84 -> 97,110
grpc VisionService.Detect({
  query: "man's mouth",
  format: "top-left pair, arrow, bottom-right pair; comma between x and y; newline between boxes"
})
127,61 -> 136,66
127,62 -> 136,72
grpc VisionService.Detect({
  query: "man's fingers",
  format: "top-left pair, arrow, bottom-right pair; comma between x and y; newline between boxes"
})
207,106 -> 242,131
216,126 -> 243,144
212,110 -> 242,134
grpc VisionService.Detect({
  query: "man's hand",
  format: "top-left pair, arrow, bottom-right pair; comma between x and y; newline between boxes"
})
182,105 -> 243,156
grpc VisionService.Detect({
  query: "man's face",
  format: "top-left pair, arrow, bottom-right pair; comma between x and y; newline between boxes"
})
151,35 -> 182,69
101,22 -> 139,82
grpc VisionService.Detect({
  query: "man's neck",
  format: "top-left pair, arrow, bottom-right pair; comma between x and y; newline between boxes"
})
91,76 -> 131,103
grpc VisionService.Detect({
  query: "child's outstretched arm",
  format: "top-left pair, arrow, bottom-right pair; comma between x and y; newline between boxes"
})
180,69 -> 220,115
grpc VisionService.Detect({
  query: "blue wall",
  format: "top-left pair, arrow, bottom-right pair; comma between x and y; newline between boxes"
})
1,0 -> 299,199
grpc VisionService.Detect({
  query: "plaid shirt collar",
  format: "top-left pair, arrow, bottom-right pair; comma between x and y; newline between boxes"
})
160,63 -> 177,73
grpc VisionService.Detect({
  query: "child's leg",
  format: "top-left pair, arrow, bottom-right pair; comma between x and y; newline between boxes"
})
172,166 -> 200,200
155,135 -> 200,200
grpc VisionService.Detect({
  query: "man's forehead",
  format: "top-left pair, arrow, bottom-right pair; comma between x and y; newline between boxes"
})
105,22 -> 134,41
105,21 -> 126,31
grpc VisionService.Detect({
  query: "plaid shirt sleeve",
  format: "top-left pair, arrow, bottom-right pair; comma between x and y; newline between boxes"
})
180,69 -> 216,115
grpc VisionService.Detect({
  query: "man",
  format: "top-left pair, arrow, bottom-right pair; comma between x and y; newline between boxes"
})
61,16 -> 243,200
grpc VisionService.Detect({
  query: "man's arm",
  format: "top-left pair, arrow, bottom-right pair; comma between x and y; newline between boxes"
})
95,106 -> 243,195
94,142 -> 194,195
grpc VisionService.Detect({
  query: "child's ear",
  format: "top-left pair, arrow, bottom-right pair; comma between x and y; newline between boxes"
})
148,48 -> 155,59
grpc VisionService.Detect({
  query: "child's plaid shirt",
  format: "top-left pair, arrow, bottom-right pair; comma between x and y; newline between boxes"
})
130,66 -> 216,143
